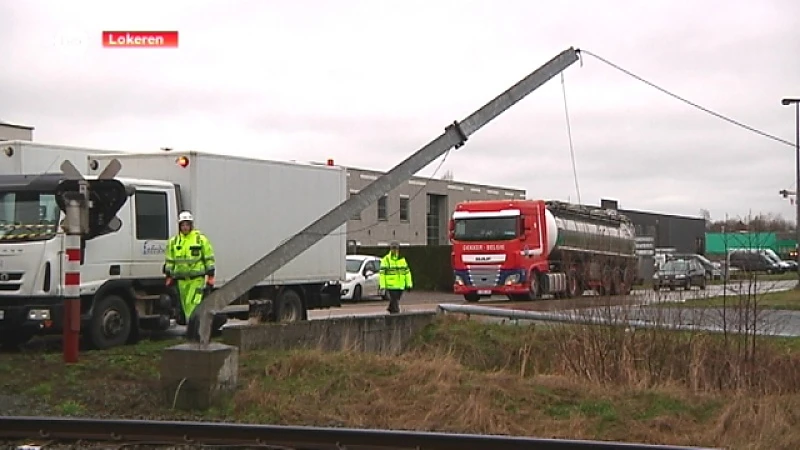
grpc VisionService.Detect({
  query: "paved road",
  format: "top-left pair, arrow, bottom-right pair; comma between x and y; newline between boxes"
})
443,279 -> 800,337
310,279 -> 798,319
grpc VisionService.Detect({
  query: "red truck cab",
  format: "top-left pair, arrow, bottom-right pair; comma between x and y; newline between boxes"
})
450,199 -> 555,302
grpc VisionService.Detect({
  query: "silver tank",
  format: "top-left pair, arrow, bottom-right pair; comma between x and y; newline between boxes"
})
541,201 -> 637,258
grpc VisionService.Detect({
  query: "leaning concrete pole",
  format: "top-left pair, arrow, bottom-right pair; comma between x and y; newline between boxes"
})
195,47 -> 582,344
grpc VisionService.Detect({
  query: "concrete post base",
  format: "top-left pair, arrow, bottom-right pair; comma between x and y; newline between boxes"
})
160,342 -> 239,410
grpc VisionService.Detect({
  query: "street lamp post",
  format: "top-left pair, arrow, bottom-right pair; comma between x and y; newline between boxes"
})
782,97 -> 800,287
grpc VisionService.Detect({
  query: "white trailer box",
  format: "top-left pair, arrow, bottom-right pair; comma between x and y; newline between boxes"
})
0,140 -> 120,176
86,151 -> 348,286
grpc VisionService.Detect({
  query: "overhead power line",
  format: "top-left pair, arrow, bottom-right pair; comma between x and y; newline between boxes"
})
576,49 -> 795,148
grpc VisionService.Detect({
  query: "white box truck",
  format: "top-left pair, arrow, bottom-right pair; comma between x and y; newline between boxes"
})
0,140 -> 120,175
0,149 -> 347,349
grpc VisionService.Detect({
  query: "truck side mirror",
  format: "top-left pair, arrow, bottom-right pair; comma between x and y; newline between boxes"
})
448,219 -> 455,240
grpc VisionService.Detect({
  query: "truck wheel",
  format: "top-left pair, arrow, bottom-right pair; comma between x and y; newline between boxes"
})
622,267 -> 634,295
88,294 -> 132,350
526,271 -> 541,301
464,293 -> 480,303
566,270 -> 580,298
599,266 -> 613,296
611,269 -> 623,296
275,289 -> 303,323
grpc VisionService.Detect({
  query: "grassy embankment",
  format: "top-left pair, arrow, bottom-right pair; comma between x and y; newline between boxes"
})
2,315 -> 800,449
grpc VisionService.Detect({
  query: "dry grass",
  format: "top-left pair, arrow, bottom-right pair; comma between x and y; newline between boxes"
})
5,315 -> 800,448
225,315 -> 800,448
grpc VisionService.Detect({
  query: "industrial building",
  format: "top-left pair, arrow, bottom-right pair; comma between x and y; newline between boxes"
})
0,121 -> 34,141
599,198 -> 706,254
345,166 -> 526,247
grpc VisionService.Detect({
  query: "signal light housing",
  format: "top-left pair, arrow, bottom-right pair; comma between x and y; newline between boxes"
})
176,156 -> 190,168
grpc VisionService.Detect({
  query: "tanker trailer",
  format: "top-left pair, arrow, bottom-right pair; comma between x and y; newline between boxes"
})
450,199 -> 638,302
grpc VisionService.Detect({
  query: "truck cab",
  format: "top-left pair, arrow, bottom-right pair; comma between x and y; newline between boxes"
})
450,200 -> 550,302
0,172 -> 188,348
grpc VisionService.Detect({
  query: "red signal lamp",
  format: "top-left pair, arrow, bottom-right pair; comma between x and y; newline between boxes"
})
176,156 -> 190,168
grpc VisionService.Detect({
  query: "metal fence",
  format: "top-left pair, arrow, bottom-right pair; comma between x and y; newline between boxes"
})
0,416 -> 718,449
435,301 -> 800,338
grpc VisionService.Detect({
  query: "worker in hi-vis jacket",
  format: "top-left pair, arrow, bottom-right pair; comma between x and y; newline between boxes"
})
379,241 -> 413,314
164,211 -> 216,340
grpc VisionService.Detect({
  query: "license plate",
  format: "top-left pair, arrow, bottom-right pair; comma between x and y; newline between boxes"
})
478,290 -> 491,295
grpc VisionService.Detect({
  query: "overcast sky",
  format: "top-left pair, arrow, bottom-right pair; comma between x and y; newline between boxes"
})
1,0 -> 799,222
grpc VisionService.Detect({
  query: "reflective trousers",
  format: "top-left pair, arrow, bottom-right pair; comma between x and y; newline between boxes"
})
176,276 -> 206,319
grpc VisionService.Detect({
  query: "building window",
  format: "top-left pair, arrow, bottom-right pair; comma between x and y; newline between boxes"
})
135,191 -> 169,240
427,194 -> 443,246
349,193 -> 361,220
377,195 -> 388,221
399,197 -> 409,222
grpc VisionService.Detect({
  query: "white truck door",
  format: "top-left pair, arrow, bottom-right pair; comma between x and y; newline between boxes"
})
130,188 -> 173,278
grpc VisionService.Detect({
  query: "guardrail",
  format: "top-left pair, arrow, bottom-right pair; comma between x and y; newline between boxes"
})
435,302 -> 800,338
0,416 -> 718,449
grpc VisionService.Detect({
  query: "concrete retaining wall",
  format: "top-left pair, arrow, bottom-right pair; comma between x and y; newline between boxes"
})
221,311 -> 436,354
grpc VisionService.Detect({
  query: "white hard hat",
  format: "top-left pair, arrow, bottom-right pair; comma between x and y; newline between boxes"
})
178,211 -> 194,222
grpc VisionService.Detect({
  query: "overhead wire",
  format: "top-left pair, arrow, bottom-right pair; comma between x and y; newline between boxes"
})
576,49 -> 796,148
309,48 -> 797,240
560,71 -> 582,205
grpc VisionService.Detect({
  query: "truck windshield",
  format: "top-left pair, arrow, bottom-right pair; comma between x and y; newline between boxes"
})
0,191 -> 60,242
454,217 -> 518,241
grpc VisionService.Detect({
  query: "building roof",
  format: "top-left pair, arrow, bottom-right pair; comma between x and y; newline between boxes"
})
0,121 -> 35,131
345,165 -> 526,193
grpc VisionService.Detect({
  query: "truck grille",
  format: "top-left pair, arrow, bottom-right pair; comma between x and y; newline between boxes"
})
0,272 -> 23,292
467,265 -> 500,288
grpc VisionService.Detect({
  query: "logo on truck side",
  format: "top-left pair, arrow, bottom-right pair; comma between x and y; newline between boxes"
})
143,241 -> 166,255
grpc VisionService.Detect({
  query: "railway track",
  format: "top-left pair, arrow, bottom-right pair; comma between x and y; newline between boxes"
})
0,416 -> 713,450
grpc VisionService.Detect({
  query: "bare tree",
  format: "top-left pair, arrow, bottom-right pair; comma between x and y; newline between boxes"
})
441,170 -> 455,181
708,213 -> 793,233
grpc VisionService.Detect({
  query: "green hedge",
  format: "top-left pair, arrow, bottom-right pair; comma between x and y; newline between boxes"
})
353,245 -> 454,291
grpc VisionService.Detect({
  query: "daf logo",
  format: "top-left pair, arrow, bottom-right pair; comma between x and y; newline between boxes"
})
0,273 -> 9,282
475,256 -> 490,261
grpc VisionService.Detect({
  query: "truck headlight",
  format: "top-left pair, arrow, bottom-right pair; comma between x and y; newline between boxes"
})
505,274 -> 520,285
455,275 -> 464,286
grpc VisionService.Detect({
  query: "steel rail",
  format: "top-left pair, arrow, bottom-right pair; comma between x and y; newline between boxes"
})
0,416 -> 718,450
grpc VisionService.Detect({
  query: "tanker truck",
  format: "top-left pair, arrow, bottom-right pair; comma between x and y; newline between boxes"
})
449,199 -> 638,302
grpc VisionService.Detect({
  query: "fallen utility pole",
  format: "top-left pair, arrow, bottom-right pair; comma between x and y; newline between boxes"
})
195,46 -> 582,344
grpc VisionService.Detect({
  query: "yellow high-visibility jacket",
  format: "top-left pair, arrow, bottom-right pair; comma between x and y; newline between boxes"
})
164,229 -> 216,279
379,253 -> 413,290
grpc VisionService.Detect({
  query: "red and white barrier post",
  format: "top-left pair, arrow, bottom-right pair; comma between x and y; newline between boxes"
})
63,233 -> 82,363
62,195 -> 85,364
